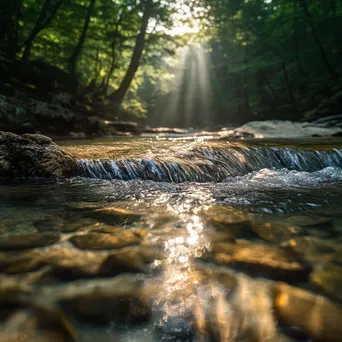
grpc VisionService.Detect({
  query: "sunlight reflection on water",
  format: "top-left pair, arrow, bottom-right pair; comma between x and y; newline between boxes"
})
146,188 -> 281,341
153,212 -> 211,321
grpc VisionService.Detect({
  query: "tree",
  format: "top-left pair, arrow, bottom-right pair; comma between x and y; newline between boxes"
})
68,0 -> 96,76
108,0 -> 154,109
18,0 -> 64,60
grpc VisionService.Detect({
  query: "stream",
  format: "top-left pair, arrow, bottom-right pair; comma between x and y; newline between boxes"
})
1,133 -> 342,342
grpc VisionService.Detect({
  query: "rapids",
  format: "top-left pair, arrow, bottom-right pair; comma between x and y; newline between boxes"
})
76,145 -> 342,182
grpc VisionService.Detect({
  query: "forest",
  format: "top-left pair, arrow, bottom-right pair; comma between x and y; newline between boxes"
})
2,2 -> 342,341
1,0 -> 342,133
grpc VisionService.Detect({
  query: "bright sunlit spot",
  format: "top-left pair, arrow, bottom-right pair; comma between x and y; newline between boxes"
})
150,1 -> 202,36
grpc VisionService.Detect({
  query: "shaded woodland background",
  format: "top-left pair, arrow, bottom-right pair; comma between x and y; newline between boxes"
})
0,0 -> 342,133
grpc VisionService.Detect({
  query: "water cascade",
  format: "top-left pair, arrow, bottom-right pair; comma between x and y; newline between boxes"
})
77,146 -> 342,182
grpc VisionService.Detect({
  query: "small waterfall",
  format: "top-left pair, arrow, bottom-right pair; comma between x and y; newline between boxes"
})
77,147 -> 342,183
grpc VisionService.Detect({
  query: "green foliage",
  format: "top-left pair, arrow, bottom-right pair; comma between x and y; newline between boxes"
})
1,0 -> 341,125
1,0 -> 187,118
195,0 -> 342,124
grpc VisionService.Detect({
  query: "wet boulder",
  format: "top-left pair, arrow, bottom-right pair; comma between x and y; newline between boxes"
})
273,282 -> 342,342
282,237 -> 338,264
0,232 -> 60,251
70,231 -> 142,250
0,131 -> 77,179
34,275 -> 152,325
0,308 -> 77,342
311,264 -> 342,302
251,221 -> 303,244
199,206 -> 254,239
87,206 -> 143,225
202,241 -> 311,281
0,243 -> 162,279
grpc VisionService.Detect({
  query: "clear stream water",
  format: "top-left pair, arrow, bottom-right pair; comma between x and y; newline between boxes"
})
1,134 -> 342,342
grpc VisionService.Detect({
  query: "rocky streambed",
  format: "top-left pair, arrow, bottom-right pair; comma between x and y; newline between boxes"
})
1,199 -> 342,342
1,131 -> 342,341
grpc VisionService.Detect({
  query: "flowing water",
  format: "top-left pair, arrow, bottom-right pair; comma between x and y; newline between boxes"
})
1,134 -> 342,342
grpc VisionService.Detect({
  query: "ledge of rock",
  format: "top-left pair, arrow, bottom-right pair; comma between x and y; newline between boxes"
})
0,131 -> 77,179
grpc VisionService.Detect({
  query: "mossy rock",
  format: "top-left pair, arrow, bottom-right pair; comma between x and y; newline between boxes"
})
0,131 -> 77,179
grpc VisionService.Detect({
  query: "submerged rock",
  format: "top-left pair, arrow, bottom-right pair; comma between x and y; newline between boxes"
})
70,231 -> 142,250
251,221 -> 302,243
203,242 -> 311,281
0,243 -> 162,278
0,274 -> 32,301
88,206 -> 143,225
59,218 -> 100,233
311,265 -> 342,302
287,215 -> 332,228
0,232 -> 60,250
199,206 -> 253,239
0,308 -> 77,342
0,131 -> 77,179
0,246 -> 108,276
35,275 -> 152,325
283,237 -> 338,264
273,282 -> 342,342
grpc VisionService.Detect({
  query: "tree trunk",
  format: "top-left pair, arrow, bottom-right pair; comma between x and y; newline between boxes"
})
282,60 -> 298,118
293,0 -> 305,75
330,0 -> 337,16
13,0 -> 23,49
259,70 -> 279,103
19,0 -> 64,60
68,0 -> 96,76
0,0 -> 22,58
109,0 -> 153,108
243,47 -> 250,118
103,9 -> 124,94
299,0 -> 338,79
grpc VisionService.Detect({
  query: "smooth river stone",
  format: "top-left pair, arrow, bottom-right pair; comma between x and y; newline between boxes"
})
60,219 -> 101,233
0,267 -> 52,301
34,217 -> 64,232
0,232 -> 60,250
282,237 -> 338,264
145,210 -> 180,230
35,275 -> 152,325
250,221 -> 302,244
70,231 -> 142,250
199,206 -> 255,239
0,243 -> 162,278
0,275 -> 32,301
93,225 -> 147,237
330,248 -> 342,266
149,227 -> 188,237
0,308 -> 77,342
287,215 -> 333,228
101,245 -> 164,274
67,202 -> 102,210
273,282 -> 342,342
311,265 -> 342,302
203,242 -> 311,281
0,246 -> 108,276
88,207 -> 143,225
